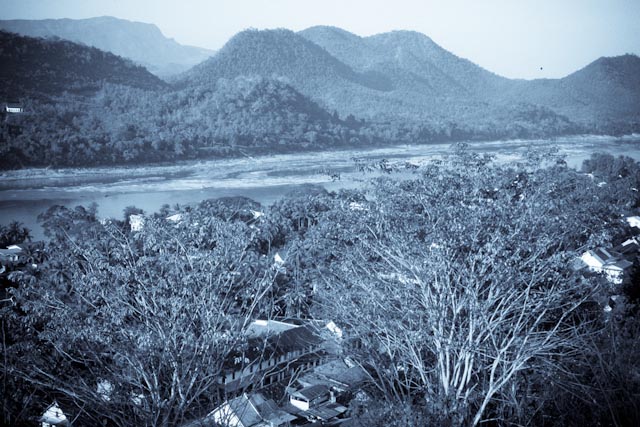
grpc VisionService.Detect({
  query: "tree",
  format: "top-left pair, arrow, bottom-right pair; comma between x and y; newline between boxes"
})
5,206 -> 277,426
0,221 -> 31,247
312,155 -> 607,425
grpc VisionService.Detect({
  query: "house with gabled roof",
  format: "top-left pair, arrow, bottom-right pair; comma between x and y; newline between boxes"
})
0,246 -> 22,264
288,384 -> 332,411
217,319 -> 326,393
581,248 -> 617,270
190,393 -> 296,427
296,358 -> 368,394
581,246 -> 634,285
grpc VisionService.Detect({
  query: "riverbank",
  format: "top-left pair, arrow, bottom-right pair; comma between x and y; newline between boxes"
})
2,133 -> 639,190
2,134 -> 640,240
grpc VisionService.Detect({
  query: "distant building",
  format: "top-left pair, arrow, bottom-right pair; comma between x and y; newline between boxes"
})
0,246 -> 22,264
581,248 -> 633,285
166,213 -> 183,223
40,402 -> 69,427
273,253 -> 284,265
627,216 -> 640,229
250,210 -> 264,220
129,214 -> 145,232
5,103 -> 23,113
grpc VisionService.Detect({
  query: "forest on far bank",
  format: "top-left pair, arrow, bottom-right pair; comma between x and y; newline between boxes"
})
1,78 -> 592,170
4,29 -> 639,171
1,150 -> 640,426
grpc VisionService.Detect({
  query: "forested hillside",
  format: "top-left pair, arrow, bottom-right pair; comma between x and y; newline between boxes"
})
2,151 -> 639,426
0,16 -> 215,77
0,31 -> 166,98
1,77 -> 364,168
508,54 -> 640,128
299,26 -> 640,130
1,26 -> 639,170
182,28 -> 571,127
0,32 -> 366,168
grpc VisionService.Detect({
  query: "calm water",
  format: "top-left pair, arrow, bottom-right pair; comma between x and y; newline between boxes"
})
1,136 -> 639,240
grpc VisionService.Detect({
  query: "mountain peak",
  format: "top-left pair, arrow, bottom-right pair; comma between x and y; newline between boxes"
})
593,53 -> 640,67
185,27 -> 360,86
569,53 -> 640,79
301,26 -> 362,40
372,29 -> 434,41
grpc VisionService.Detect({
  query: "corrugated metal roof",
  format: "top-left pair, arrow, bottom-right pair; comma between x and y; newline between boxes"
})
290,384 -> 330,401
224,322 -> 323,372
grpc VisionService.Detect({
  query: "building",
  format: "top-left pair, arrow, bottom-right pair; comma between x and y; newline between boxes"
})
626,216 -> 640,229
285,384 -> 347,423
602,259 -> 634,285
197,393 -> 296,427
5,103 -> 23,114
613,238 -> 640,259
40,402 -> 69,427
0,246 -> 22,264
184,321 -> 357,427
580,248 -> 617,271
217,320 -> 326,394
581,247 -> 634,285
129,214 -> 145,232
288,384 -> 333,411
166,213 -> 183,223
295,359 -> 367,394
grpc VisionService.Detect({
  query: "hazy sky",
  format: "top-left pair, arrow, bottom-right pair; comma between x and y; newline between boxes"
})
1,0 -> 639,79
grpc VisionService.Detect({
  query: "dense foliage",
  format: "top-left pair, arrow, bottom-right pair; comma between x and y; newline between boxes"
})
2,152 -> 640,426
0,16 -> 214,77
0,31 -> 166,99
1,78 -> 366,168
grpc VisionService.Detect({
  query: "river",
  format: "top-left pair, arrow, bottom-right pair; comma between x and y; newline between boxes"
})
1,135 -> 640,240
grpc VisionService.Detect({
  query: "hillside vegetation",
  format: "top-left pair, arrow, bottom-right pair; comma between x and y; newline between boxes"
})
0,16 -> 215,76
0,31 -> 166,99
1,27 -> 639,169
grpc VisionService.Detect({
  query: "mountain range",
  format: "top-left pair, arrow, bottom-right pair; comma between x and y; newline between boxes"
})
0,16 -> 215,77
183,26 -> 639,128
0,19 -> 638,169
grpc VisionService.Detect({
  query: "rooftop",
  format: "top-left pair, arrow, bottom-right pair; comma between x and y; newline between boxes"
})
245,319 -> 299,338
606,259 -> 634,271
289,384 -> 331,401
592,248 -> 618,264
284,401 -> 347,422
297,359 -> 368,392
223,320 -> 323,373
197,393 -> 297,427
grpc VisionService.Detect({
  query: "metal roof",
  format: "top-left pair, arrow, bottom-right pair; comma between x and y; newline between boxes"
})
289,384 -> 330,401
